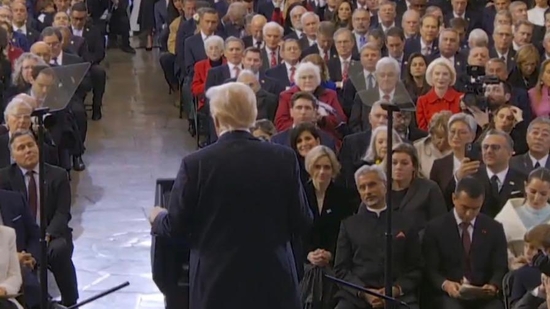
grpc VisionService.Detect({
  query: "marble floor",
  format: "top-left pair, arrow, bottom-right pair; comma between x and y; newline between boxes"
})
67,48 -> 195,308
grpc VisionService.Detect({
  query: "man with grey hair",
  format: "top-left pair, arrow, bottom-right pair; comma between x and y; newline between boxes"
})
333,164 -> 423,309
205,36 -> 245,91
433,28 -> 466,74
150,82 -> 312,309
511,116 -> 550,173
299,12 -> 319,50
451,129 -> 526,216
242,14 -> 267,48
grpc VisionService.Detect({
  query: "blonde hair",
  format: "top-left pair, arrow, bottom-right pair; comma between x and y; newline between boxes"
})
304,145 -> 341,178
535,60 -> 550,105
206,82 -> 257,131
425,57 -> 457,87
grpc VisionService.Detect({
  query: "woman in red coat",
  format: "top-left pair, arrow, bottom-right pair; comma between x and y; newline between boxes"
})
275,62 -> 347,145
191,35 -> 226,110
416,58 -> 462,130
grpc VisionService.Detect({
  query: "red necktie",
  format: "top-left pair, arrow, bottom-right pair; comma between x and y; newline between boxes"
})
290,66 -> 296,83
27,171 -> 37,220
270,51 -> 278,67
383,94 -> 390,101
323,51 -> 329,62
460,222 -> 472,279
342,61 -> 349,81
234,66 -> 241,77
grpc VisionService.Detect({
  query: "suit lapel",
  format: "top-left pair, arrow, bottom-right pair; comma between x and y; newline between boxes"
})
446,214 -> 465,261
525,153 -> 534,170
11,166 -> 27,197
499,170 -> 516,202
398,179 -> 418,211
470,218 -> 486,262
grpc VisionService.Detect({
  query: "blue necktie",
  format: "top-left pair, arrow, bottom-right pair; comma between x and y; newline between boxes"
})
359,35 -> 366,47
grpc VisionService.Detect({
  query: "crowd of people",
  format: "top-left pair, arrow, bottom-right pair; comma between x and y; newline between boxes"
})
154,0 -> 550,308
0,0 -> 136,307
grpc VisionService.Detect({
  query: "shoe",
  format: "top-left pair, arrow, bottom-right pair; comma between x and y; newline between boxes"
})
72,156 -> 86,172
145,47 -> 152,51
92,109 -> 102,121
121,46 -> 136,54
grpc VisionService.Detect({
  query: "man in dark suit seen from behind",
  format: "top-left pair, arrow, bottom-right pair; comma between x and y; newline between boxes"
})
422,176 -> 508,309
0,131 -> 79,307
333,164 -> 424,309
149,82 -> 312,309
448,129 -> 526,217
271,91 -> 337,151
70,3 -> 107,121
236,70 -> 278,121
510,116 -> 550,175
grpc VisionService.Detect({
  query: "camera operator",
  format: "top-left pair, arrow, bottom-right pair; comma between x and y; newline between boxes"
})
454,46 -> 490,92
485,58 -> 532,122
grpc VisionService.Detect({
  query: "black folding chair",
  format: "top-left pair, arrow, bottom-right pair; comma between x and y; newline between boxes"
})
151,178 -> 190,309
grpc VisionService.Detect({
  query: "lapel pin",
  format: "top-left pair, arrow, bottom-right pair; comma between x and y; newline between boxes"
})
326,209 -> 332,214
510,181 -> 515,186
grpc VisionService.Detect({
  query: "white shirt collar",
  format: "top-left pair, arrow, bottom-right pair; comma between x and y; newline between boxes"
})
366,205 -> 387,216
252,37 -> 263,48
72,26 -> 83,37
51,52 -> 63,65
379,88 -> 395,101
453,12 -> 465,19
201,31 -> 209,41
453,208 -> 477,228
18,165 -> 39,177
513,41 -> 521,51
486,166 -> 509,186
12,24 -> 26,34
265,46 -> 278,55
339,56 -> 351,63
219,128 -> 250,136
530,153 -> 549,168
381,22 -> 396,32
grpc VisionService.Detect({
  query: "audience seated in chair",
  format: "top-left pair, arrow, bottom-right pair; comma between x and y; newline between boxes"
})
0,226 -> 24,309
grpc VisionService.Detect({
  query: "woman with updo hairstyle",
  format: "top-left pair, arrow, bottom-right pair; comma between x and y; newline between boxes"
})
415,57 -> 462,130
302,145 -> 354,271
414,110 -> 452,177
290,122 -> 322,183
508,43 -> 540,90
528,59 -> 550,117
380,143 -> 446,231
496,168 -> 550,258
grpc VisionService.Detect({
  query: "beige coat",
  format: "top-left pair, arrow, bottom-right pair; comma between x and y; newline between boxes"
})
414,135 -> 452,178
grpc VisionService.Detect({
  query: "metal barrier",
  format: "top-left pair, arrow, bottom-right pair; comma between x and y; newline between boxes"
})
151,178 -> 190,309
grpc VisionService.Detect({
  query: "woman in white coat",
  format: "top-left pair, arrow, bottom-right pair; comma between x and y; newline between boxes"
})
495,167 -> 550,270
0,225 -> 23,309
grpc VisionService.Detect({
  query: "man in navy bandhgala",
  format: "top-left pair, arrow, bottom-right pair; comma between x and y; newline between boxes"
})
150,82 -> 312,309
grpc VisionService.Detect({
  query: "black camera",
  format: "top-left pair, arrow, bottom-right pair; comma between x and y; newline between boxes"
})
462,65 -> 501,111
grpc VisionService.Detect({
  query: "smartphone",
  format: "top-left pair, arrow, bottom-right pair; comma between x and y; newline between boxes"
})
465,143 -> 481,162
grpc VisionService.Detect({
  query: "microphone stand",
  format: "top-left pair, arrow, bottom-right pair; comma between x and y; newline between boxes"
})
380,103 -> 401,309
324,275 -> 409,308
32,107 -> 50,309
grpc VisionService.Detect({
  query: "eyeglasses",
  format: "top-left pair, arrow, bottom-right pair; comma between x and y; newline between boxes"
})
482,144 -> 502,151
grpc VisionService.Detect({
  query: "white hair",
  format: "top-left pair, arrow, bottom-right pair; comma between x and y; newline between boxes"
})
468,29 -> 489,47
295,62 -> 321,86
425,57 -> 457,86
237,69 -> 258,81
300,11 -> 319,25
448,113 -> 477,134
354,164 -> 387,187
363,126 -> 403,162
4,98 -> 33,123
263,21 -> 284,37
375,57 -> 400,76
204,35 -> 224,51
206,82 -> 257,131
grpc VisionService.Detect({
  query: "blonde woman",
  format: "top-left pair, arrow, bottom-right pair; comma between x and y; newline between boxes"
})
508,43 -> 540,90
528,59 -> 550,117
414,110 -> 452,177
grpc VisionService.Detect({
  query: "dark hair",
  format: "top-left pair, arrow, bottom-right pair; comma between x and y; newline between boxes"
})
455,176 -> 485,199
317,21 -> 335,37
290,91 -> 317,109
70,2 -> 87,12
40,26 -> 62,41
243,46 -> 261,57
251,119 -> 276,136
31,65 -> 54,80
385,26 -> 404,42
404,53 -> 430,97
449,17 -> 467,30
9,130 -> 36,147
289,122 -> 320,155
528,167 -> 550,184
525,224 -> 550,249
367,27 -> 385,41
392,143 -> 422,178
195,1 -> 211,10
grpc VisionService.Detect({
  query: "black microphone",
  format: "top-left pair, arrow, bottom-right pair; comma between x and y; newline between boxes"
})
324,275 -> 410,308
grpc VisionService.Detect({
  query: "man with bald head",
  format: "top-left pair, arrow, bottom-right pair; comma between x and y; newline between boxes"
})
243,14 -> 266,48
11,1 -> 39,45
30,41 -> 52,63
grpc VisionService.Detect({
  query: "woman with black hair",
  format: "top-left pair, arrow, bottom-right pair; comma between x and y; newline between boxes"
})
403,53 -> 430,103
289,122 -> 322,184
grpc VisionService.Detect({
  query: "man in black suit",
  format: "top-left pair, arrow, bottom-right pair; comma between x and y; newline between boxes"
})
271,91 -> 337,151
108,0 -> 135,53
205,37 -> 244,92
327,28 -> 358,88
403,14 -> 439,61
11,1 -> 40,45
299,12 -> 318,51
220,2 -> 247,38
260,21 -> 283,71
265,38 -> 301,89
334,164 -> 423,309
443,0 -> 481,33
236,70 -> 278,121
150,82 -> 312,309
423,176 -> 508,309
429,28 -> 467,75
0,131 -> 78,307
0,189 -> 41,309
373,0 -> 400,32
301,21 -> 338,62
40,27 -> 89,171
229,47 -> 283,95
242,14 -> 266,48
55,25 -> 89,60
490,24 -> 516,73
448,129 -> 526,217
510,117 -> 550,174
385,27 -> 407,75
183,7 -> 221,77
70,3 -> 107,120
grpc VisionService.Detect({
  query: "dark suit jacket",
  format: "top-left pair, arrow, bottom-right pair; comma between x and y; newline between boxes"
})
427,50 -> 468,75
514,292 -> 546,309
301,44 -> 339,62
24,26 -> 40,46
334,208 -> 423,307
489,48 -> 516,73
422,212 -> 508,292
175,18 -> 197,77
510,152 -> 550,175
242,35 -> 254,48
403,36 -> 439,63
265,63 -> 291,88
0,133 -> 9,168
429,153 -> 454,201
59,52 -> 93,94
0,164 -> 72,239
443,11 -> 481,33
256,89 -> 278,121
225,72 -> 285,96
152,131 -> 311,309
204,64 -> 232,92
257,1 -> 275,19
67,35 -> 90,61
260,47 -> 283,71
337,130 -> 370,189
270,128 -> 337,152
0,189 -> 40,259
443,166 -> 527,217
80,25 -> 105,64
184,34 -> 207,78
393,177 -> 447,232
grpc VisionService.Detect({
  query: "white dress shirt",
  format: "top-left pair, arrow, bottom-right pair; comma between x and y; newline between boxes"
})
339,56 -> 351,75
19,166 -> 40,225
228,62 -> 243,79
72,27 -> 83,37
453,155 -> 462,175
420,38 -> 432,55
50,51 -> 63,65
487,167 -> 509,192
265,46 -> 279,61
530,153 -> 549,168
454,208 -> 476,240
252,38 -> 264,49
379,88 -> 395,101
12,24 -> 27,35
380,22 -> 396,33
